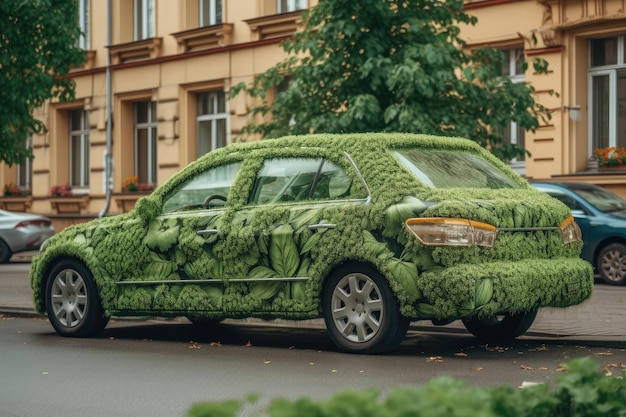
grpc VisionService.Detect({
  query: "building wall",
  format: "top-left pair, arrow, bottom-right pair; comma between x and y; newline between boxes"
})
2,0 -> 626,225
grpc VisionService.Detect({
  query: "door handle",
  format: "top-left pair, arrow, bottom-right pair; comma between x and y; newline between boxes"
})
197,229 -> 218,236
308,223 -> 336,230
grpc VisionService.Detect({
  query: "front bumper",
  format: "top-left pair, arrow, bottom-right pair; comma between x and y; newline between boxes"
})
413,257 -> 594,320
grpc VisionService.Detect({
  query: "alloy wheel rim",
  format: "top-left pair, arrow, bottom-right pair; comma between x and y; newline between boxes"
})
330,273 -> 383,343
601,249 -> 626,282
50,269 -> 88,328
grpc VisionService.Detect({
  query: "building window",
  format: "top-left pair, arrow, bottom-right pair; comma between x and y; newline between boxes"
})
197,92 -> 227,156
78,0 -> 89,50
16,135 -> 32,190
69,109 -> 90,189
277,0 -> 306,13
501,48 -> 526,169
134,0 -> 155,40
135,101 -> 157,185
589,36 -> 626,152
200,0 -> 222,26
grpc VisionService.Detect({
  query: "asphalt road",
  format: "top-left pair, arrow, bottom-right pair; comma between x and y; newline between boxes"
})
2,257 -> 626,417
2,315 -> 626,417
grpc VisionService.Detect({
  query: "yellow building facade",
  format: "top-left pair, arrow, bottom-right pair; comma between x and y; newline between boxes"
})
1,0 -> 625,228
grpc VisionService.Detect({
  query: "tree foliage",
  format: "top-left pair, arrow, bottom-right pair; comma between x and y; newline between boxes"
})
0,0 -> 85,166
233,0 -> 552,161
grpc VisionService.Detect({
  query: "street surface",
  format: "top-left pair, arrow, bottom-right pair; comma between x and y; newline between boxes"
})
1,258 -> 626,417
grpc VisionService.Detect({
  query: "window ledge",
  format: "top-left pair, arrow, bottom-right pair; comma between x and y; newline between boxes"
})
172,23 -> 234,53
70,50 -> 97,71
244,11 -> 304,41
109,38 -> 163,64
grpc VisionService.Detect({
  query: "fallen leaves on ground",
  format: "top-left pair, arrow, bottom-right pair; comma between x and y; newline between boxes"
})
426,356 -> 444,363
520,365 -> 548,371
482,344 -> 512,353
601,362 -> 626,376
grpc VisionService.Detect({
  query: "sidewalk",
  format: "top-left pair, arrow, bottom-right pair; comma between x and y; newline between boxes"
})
2,252 -> 625,343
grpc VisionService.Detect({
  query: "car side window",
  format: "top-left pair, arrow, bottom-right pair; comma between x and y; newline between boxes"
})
162,162 -> 241,213
249,158 -> 354,204
548,192 -> 581,210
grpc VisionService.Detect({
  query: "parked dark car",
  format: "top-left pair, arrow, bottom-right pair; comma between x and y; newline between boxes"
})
532,181 -> 626,285
30,133 -> 593,354
0,210 -> 55,263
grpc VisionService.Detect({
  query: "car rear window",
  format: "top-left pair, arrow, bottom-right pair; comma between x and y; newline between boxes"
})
394,149 -> 521,189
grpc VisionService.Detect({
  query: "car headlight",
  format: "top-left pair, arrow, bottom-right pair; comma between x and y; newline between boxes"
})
405,218 -> 497,247
560,216 -> 582,244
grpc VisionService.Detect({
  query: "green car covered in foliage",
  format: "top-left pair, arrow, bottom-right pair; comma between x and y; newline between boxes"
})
30,133 -> 593,354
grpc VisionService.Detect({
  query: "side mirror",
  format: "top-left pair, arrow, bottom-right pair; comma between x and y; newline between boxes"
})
134,197 -> 159,222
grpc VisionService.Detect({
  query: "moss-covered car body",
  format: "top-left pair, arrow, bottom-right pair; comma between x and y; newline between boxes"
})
30,133 -> 593,353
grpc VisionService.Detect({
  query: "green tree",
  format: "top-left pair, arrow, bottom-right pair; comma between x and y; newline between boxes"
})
0,0 -> 85,166
233,0 -> 551,161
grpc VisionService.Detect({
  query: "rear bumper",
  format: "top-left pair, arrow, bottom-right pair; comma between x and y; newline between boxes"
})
413,257 -> 594,320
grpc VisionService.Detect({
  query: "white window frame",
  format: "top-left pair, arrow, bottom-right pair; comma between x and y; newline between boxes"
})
78,0 -> 89,50
16,135 -> 32,190
134,0 -> 155,41
277,0 -> 306,13
134,101 -> 158,185
588,35 -> 626,154
197,91 -> 228,156
502,48 -> 526,174
200,0 -> 222,26
69,109 -> 90,189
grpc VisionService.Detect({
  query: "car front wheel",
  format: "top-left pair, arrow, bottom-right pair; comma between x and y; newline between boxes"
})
45,259 -> 109,337
462,309 -> 538,342
597,243 -> 626,285
323,263 -> 409,354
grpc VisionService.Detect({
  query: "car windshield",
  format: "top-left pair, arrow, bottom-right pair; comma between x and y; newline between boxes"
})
394,149 -> 520,189
568,184 -> 626,213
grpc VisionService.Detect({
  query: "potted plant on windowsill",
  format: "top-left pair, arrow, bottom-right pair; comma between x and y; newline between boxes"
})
593,147 -> 626,171
115,176 -> 155,212
0,182 -> 33,212
49,183 -> 90,214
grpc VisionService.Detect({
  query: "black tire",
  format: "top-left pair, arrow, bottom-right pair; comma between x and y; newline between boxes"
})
323,262 -> 409,354
462,308 -> 538,342
45,259 -> 109,337
597,243 -> 626,285
0,239 -> 12,264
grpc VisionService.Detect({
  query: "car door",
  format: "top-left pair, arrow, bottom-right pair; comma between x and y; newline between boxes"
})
219,152 -> 371,315
116,161 -> 243,313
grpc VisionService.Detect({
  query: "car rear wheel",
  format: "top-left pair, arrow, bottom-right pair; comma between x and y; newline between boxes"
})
323,263 -> 409,354
597,243 -> 626,285
462,308 -> 538,342
45,260 -> 109,337
0,239 -> 12,264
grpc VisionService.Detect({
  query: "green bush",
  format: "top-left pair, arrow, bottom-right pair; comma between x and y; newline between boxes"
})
187,358 -> 626,417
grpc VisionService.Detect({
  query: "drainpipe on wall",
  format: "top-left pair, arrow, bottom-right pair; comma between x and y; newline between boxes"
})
99,0 -> 113,218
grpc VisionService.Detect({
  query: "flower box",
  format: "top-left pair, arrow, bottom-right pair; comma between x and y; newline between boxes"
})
0,196 -> 33,212
114,193 -> 149,213
49,196 -> 90,214
593,147 -> 626,168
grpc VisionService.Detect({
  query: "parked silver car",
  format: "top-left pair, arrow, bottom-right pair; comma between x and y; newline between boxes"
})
0,210 -> 55,263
